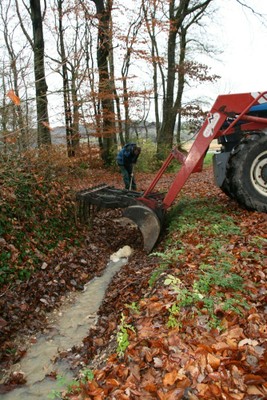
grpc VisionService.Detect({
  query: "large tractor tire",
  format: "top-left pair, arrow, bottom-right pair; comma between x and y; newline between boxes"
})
225,133 -> 267,213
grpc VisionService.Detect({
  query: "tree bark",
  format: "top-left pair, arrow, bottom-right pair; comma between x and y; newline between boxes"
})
91,0 -> 116,165
30,0 -> 51,146
157,0 -> 212,157
57,0 -> 74,156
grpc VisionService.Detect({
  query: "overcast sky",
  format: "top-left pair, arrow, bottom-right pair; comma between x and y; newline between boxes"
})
46,0 -> 267,125
195,0 -> 267,102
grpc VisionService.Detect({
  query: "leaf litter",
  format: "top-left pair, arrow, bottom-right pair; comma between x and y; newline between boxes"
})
0,167 -> 266,399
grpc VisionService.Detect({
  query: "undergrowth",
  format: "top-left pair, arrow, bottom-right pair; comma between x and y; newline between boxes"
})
0,149 -> 88,284
150,197 -> 256,330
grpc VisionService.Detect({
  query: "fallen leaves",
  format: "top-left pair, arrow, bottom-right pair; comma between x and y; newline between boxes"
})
1,166 -> 266,399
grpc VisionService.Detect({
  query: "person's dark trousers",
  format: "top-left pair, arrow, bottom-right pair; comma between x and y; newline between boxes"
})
119,165 -> 136,190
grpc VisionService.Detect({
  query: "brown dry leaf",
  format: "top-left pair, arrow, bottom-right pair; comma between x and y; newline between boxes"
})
259,324 -> 267,337
212,341 -> 230,352
246,385 -> 265,395
209,383 -> 221,397
207,353 -> 221,370
142,382 -> 158,393
196,383 -> 211,397
208,371 -> 222,381
6,89 -> 20,105
141,346 -> 153,362
198,353 -> 207,374
41,121 -> 53,130
222,326 -> 244,340
231,365 -> 246,391
137,318 -> 155,339
238,338 -> 259,347
153,357 -> 163,368
87,387 -> 105,396
244,374 -> 266,385
146,301 -> 165,316
0,318 -> 8,329
157,388 -> 185,400
163,370 -> 186,386
86,380 -> 103,396
105,378 -> 120,388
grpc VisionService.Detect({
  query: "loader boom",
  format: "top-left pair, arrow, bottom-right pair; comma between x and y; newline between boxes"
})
139,91 -> 267,210
77,91 -> 267,252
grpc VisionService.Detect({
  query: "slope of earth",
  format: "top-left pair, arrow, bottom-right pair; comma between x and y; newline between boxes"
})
0,162 -> 171,390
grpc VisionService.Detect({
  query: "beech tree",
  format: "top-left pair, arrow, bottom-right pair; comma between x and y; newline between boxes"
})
50,0 -> 89,156
0,0 -> 33,151
0,0 -> 264,159
89,0 -> 116,165
15,0 -> 51,147
157,0 -> 216,155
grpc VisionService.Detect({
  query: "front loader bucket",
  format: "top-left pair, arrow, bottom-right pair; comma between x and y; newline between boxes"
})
123,204 -> 162,253
76,185 -> 165,252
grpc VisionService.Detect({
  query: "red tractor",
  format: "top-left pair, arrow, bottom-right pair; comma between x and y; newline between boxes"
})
77,91 -> 267,251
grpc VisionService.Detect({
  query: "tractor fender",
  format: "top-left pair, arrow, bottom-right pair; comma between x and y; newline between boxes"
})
213,152 -> 231,188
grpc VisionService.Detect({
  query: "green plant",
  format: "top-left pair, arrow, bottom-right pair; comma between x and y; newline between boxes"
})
203,152 -> 213,166
250,236 -> 267,249
163,257 -> 247,332
240,250 -> 261,261
48,389 -> 61,399
116,313 -> 135,356
80,368 -> 94,383
222,296 -> 249,315
126,302 -> 140,314
148,264 -> 168,287
47,375 -> 68,399
48,374 -> 80,399
167,198 -> 241,244
204,219 -> 241,236
198,263 -> 244,291
208,314 -> 222,330
156,249 -> 185,261
164,274 -> 182,291
167,303 -> 182,329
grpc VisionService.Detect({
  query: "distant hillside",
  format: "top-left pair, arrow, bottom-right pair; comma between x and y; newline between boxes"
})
51,121 -> 192,145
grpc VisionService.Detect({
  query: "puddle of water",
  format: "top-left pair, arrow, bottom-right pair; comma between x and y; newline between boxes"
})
1,255 -> 129,399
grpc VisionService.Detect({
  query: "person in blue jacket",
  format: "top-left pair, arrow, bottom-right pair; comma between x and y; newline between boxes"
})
116,143 -> 141,190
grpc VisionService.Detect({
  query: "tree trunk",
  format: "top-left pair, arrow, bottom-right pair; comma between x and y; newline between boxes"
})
157,0 -> 213,157
157,23 -> 177,157
175,27 -> 187,144
109,25 -> 122,146
142,0 -> 163,142
1,0 -> 29,151
30,0 -> 51,146
57,0 -> 75,156
91,0 -> 116,165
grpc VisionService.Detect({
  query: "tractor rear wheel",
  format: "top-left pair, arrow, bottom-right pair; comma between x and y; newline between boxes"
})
226,133 -> 267,213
